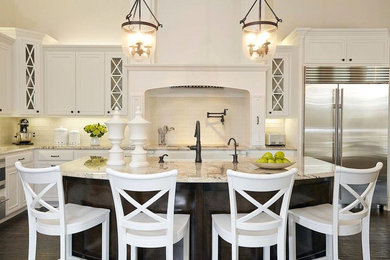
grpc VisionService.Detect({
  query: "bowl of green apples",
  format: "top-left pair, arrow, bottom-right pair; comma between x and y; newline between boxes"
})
252,151 -> 295,169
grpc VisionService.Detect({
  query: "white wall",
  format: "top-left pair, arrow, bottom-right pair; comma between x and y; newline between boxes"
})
1,0 -> 389,64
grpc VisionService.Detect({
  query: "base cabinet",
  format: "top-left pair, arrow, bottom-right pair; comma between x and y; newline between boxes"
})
5,151 -> 33,216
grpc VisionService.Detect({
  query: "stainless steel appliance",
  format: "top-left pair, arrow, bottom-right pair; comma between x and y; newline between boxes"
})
265,133 -> 286,146
14,119 -> 34,145
304,66 -> 389,205
0,157 -> 6,219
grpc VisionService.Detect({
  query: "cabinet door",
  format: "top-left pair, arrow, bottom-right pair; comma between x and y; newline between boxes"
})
45,52 -> 76,115
267,53 -> 290,116
76,52 -> 105,115
105,53 -> 127,115
20,40 -> 42,115
305,37 -> 347,64
0,42 -> 12,114
5,168 -> 19,215
250,96 -> 265,146
347,37 -> 389,64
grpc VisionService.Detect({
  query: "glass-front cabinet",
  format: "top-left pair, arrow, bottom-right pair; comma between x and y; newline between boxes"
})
19,40 -> 42,114
105,53 -> 127,115
267,50 -> 290,117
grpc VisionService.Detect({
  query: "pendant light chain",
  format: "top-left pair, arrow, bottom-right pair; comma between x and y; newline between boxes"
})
240,0 -> 282,28
125,0 -> 162,29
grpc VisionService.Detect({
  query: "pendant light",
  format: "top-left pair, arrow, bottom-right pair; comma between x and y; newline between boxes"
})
121,0 -> 162,61
240,0 -> 282,62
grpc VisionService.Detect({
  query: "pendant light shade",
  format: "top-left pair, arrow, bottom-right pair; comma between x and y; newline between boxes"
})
240,0 -> 282,62
121,0 -> 162,61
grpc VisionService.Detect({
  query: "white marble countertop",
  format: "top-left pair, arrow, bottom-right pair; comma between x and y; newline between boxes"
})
0,144 -> 296,156
60,156 -> 333,182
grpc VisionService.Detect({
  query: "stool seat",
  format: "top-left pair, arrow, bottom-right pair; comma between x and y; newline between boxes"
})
212,213 -> 279,247
37,203 -> 110,236
289,203 -> 362,236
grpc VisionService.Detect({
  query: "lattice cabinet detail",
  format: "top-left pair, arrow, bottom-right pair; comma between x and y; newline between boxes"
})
25,44 -> 37,110
267,53 -> 290,116
105,54 -> 127,115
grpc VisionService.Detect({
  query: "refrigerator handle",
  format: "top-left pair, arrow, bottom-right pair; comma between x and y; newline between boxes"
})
333,88 -> 339,165
339,88 -> 344,164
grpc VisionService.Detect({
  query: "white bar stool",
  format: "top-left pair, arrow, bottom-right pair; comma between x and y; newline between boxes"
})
212,168 -> 297,260
106,168 -> 190,260
15,161 -> 110,260
288,162 -> 383,260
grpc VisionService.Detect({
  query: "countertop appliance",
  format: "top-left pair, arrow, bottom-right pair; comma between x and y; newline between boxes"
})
265,133 -> 286,146
304,66 -> 389,205
14,119 -> 34,145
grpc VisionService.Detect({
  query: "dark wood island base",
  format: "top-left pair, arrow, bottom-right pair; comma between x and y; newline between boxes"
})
64,176 -> 332,260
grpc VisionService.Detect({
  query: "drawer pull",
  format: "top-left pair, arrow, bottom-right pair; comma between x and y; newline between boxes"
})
50,155 -> 60,158
18,157 -> 25,161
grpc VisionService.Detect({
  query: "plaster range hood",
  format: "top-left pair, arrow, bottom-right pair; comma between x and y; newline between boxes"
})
126,64 -> 270,117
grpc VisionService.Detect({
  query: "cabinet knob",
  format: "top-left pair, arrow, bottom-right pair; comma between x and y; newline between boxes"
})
342,58 -> 345,61
71,110 -> 74,114
0,108 -> 2,112
36,110 -> 39,113
349,58 -> 352,61
269,111 -> 272,114
77,111 -> 80,114
107,111 -> 110,114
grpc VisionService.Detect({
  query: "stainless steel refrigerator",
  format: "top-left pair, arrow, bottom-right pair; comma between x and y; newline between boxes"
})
304,67 -> 389,205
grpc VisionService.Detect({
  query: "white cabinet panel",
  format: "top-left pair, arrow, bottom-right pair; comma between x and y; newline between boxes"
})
37,149 -> 74,161
347,37 -> 389,64
305,37 -> 346,64
76,52 -> 105,115
0,42 -> 13,114
5,168 -> 19,215
250,96 -> 265,146
45,52 -> 76,115
73,150 -> 109,159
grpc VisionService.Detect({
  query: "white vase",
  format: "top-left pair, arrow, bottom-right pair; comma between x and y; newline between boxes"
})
90,137 -> 100,146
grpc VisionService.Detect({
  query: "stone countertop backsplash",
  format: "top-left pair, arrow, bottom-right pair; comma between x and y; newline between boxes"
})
0,144 -> 297,156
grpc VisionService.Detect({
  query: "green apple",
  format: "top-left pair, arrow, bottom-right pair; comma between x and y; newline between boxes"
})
257,158 -> 268,163
268,159 -> 275,163
274,151 -> 285,159
283,158 -> 291,163
275,159 -> 284,164
262,152 -> 273,159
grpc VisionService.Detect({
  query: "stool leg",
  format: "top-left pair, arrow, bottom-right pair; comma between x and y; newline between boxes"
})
212,221 -> 218,260
131,245 -> 137,260
183,223 -> 190,260
28,219 -> 37,260
288,216 -> 296,260
118,229 -> 127,260
263,246 -> 270,260
102,216 -> 109,260
362,217 -> 370,260
166,244 -> 173,260
66,234 -> 72,258
326,234 -> 333,259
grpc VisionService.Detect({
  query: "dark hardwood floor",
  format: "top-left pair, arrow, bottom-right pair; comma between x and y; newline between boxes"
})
0,208 -> 389,260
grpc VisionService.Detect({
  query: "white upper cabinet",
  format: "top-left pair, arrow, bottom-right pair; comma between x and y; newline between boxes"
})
45,52 -> 76,115
267,47 -> 291,117
44,47 -> 125,116
105,53 -> 127,115
305,37 -> 346,64
0,34 -> 14,115
346,37 -> 389,64
304,30 -> 389,65
75,52 -> 105,115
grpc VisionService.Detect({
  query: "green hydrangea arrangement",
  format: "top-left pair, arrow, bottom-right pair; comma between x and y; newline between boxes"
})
83,123 -> 107,138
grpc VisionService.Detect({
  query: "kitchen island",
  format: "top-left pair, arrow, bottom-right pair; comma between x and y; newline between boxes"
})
61,157 -> 334,260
